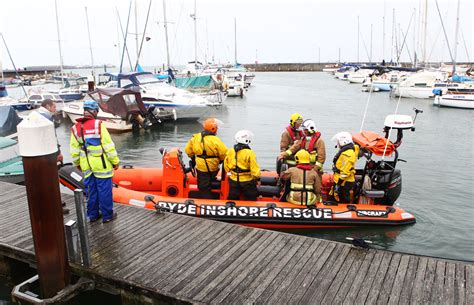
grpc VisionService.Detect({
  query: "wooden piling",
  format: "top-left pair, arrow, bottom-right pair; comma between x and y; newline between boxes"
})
18,112 -> 70,298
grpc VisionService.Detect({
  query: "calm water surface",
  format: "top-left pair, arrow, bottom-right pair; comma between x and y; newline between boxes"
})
10,72 -> 474,261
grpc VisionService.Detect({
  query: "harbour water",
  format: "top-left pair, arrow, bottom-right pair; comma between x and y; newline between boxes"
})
8,72 -> 474,262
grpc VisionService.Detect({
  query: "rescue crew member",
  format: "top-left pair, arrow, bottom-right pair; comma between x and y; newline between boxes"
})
299,119 -> 326,202
330,131 -> 359,203
185,118 -> 228,199
224,130 -> 261,201
280,149 -> 320,206
70,100 -> 120,223
279,113 -> 304,165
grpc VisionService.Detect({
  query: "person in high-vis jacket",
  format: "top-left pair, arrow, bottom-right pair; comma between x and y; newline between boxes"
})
299,119 -> 326,202
330,131 -> 359,203
70,100 -> 120,223
280,149 -> 320,205
279,113 -> 304,167
224,130 -> 261,201
185,118 -> 228,199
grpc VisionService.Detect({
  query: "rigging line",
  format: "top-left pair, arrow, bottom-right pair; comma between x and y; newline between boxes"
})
382,81 -> 403,161
170,0 -> 186,67
116,7 -> 133,71
359,32 -> 371,63
359,78 -> 375,132
459,28 -> 470,63
0,33 -> 28,98
134,0 -> 153,71
119,1 -> 133,73
396,11 -> 414,63
434,0 -> 455,64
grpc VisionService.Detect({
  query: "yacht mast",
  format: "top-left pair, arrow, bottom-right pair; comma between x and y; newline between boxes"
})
382,1 -> 386,61
452,0 -> 461,74
370,23 -> 373,64
193,0 -> 197,69
422,0 -> 428,64
234,17 -> 237,64
357,15 -> 360,63
162,0 -> 171,69
135,0 -> 139,62
54,0 -> 64,85
391,8 -> 395,63
85,7 -> 95,78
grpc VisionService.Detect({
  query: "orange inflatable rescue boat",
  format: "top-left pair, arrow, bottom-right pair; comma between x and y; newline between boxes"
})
59,114 -> 419,229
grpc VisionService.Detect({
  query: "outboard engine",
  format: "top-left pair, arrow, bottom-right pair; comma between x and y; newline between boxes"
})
370,167 -> 402,205
354,110 -> 420,206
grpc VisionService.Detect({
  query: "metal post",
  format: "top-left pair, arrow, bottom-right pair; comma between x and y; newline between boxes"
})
18,112 -> 70,298
74,189 -> 92,268
65,220 -> 81,263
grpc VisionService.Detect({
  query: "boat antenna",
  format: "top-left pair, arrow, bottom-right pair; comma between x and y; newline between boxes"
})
0,33 -> 28,98
116,7 -> 133,71
134,0 -> 152,71
120,0 -> 133,73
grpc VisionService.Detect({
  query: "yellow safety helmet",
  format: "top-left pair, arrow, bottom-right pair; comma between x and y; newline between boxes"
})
295,149 -> 310,164
290,113 -> 303,127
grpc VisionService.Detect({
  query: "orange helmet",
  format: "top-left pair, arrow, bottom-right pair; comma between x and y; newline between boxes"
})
203,118 -> 220,134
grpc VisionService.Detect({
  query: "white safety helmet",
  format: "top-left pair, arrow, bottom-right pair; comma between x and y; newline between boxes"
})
235,129 -> 254,145
331,131 -> 353,147
302,119 -> 317,134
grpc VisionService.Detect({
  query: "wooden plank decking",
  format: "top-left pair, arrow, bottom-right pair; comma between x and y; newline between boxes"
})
0,181 -> 472,304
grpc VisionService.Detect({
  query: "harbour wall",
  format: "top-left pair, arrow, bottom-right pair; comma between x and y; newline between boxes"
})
245,62 -> 473,72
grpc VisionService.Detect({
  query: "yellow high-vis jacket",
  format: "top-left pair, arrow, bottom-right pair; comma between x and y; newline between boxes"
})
333,144 -> 359,184
70,118 -> 120,179
224,146 -> 261,182
185,132 -> 227,172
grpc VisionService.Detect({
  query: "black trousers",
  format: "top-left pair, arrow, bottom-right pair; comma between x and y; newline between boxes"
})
228,179 -> 258,201
197,170 -> 218,199
335,181 -> 355,203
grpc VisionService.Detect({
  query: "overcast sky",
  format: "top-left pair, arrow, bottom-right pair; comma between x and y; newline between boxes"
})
0,0 -> 472,69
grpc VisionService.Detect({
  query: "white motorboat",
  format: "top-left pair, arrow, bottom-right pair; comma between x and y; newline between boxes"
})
118,72 -> 214,121
63,101 -> 133,132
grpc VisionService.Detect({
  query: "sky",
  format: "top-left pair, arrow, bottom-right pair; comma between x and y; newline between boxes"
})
0,0 -> 472,70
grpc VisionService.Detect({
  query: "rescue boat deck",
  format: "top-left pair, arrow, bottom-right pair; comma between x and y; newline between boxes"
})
0,181 -> 472,304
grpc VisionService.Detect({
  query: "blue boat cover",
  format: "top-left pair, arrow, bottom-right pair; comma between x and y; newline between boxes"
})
452,75 -> 474,82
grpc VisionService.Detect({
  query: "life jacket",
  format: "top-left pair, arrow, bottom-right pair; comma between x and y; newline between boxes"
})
198,131 -> 219,174
72,117 -> 102,149
71,116 -> 118,179
197,131 -> 219,160
232,143 -> 251,182
332,143 -> 355,174
289,165 -> 316,205
301,132 -> 321,152
285,125 -> 304,142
